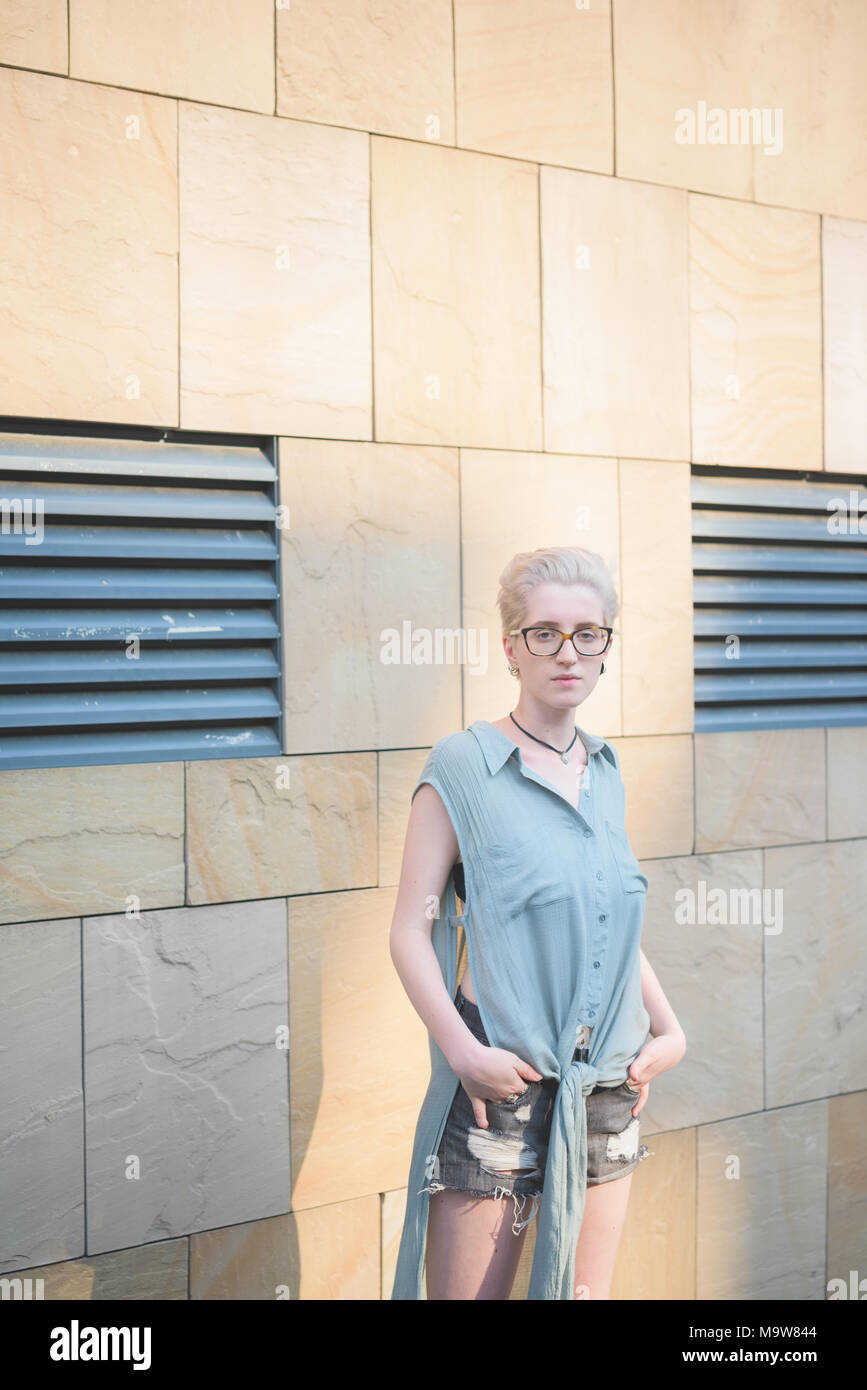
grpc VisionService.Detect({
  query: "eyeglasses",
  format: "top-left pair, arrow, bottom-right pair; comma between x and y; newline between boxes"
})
509,625 -> 613,657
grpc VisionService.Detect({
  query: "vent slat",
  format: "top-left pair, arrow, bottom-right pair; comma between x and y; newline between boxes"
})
0,725 -> 282,770
694,575 -> 867,603
692,509 -> 866,544
0,479 -> 274,520
693,609 -> 866,635
0,524 -> 277,561
0,647 -> 279,685
0,566 -> 278,600
0,431 -> 276,482
0,687 -> 280,728
695,701 -> 867,731
693,542 -> 867,574
693,638 -> 867,667
0,608 -> 279,642
695,671 -> 867,700
691,474 -> 863,511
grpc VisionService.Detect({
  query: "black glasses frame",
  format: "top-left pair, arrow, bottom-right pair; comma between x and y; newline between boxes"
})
509,624 -> 614,656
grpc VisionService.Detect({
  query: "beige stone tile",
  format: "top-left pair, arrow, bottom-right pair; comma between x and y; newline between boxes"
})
764,841 -> 867,1106
827,728 -> 867,840
827,1090 -> 867,1295
0,68 -> 177,424
0,919 -> 83,1272
613,0 -> 756,201
85,900 -> 290,1253
278,439 -> 461,753
541,168 -> 690,460
0,0 -> 66,71
6,1240 -> 188,1299
638,853 -> 764,1135
694,729 -> 825,852
371,136 -> 541,450
460,449 -> 622,736
379,749 -> 431,888
276,0 -> 454,144
187,753 -> 377,904
189,1211 -> 292,1300
191,1214 -> 291,1300
611,1128 -> 696,1301
70,0 -> 274,112
611,736 -> 694,859
751,0 -> 867,221
180,103 -> 370,437
0,763 -> 184,926
689,193 -> 822,469
619,460 -> 694,737
454,0 -> 612,172
823,217 -> 867,473
191,1196 -> 380,1299
289,886 -> 429,1211
614,0 -> 867,221
509,1194 -> 538,1300
697,1102 -> 828,1300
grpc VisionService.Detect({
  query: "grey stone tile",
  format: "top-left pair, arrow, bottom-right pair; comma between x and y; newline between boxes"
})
765,841 -> 867,1106
0,918 -> 84,1272
84,899 -> 290,1253
697,1102 -> 827,1300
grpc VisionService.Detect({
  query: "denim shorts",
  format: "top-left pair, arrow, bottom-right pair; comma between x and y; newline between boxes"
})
423,987 -> 651,1235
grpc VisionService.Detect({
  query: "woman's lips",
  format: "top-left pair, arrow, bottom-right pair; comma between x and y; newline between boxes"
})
554,675 -> 579,682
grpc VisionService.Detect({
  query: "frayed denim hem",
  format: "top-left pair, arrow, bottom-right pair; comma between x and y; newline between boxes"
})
419,1172 -> 542,1236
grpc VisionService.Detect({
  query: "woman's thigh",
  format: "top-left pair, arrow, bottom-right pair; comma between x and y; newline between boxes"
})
425,1189 -> 529,1300
573,1169 -> 634,1300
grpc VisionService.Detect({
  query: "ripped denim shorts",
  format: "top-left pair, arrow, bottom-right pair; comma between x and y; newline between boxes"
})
423,987 -> 651,1236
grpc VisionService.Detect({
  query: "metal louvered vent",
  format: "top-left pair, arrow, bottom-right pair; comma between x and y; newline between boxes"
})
692,465 -> 867,732
0,426 -> 284,770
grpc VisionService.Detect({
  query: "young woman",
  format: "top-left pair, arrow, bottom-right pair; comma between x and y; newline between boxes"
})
389,546 -> 686,1300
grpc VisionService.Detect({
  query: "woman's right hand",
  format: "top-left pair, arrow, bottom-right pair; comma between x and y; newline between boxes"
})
456,1039 -> 543,1129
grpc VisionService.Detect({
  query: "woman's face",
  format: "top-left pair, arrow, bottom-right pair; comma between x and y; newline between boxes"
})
504,581 -> 611,708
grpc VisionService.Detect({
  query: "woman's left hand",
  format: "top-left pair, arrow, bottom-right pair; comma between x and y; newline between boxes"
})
625,1029 -> 687,1116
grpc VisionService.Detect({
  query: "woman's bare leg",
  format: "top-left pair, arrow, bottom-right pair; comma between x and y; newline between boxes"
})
572,1170 -> 633,1299
425,1189 -> 530,1300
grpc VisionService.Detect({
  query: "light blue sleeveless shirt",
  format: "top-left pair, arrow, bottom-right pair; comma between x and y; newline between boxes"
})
391,719 -> 651,1300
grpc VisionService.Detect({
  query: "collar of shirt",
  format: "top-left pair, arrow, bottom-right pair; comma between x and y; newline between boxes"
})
467,718 -> 617,775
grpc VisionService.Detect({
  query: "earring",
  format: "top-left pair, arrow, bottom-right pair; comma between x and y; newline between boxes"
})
600,662 -> 606,674
509,665 -> 519,677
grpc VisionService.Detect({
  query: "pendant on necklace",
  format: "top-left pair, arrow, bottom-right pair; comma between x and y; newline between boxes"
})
561,751 -> 569,764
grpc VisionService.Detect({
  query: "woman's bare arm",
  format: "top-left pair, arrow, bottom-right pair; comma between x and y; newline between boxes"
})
638,947 -> 686,1045
389,782 -> 543,1122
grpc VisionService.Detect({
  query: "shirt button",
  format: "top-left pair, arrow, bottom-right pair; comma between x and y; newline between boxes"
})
583,829 -> 592,838
593,961 -> 600,969
595,871 -> 604,881
598,913 -> 607,923
588,1009 -> 596,1018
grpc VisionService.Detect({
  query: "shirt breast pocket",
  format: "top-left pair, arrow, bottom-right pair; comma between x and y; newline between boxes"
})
477,833 -> 572,919
604,820 -> 648,895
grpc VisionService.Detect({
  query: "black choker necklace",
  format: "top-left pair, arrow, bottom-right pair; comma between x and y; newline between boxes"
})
509,712 -> 579,764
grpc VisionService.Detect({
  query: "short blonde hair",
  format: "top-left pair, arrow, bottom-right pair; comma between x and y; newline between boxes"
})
496,545 -> 619,638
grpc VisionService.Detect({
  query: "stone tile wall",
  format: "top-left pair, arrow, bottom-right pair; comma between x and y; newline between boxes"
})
0,0 -> 864,1300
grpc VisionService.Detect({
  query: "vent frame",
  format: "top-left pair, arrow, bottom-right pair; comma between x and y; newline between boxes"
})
0,420 -> 285,771
691,463 -> 867,733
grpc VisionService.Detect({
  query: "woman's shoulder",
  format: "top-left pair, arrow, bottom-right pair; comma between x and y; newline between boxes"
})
427,727 -> 482,769
413,729 -> 485,812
